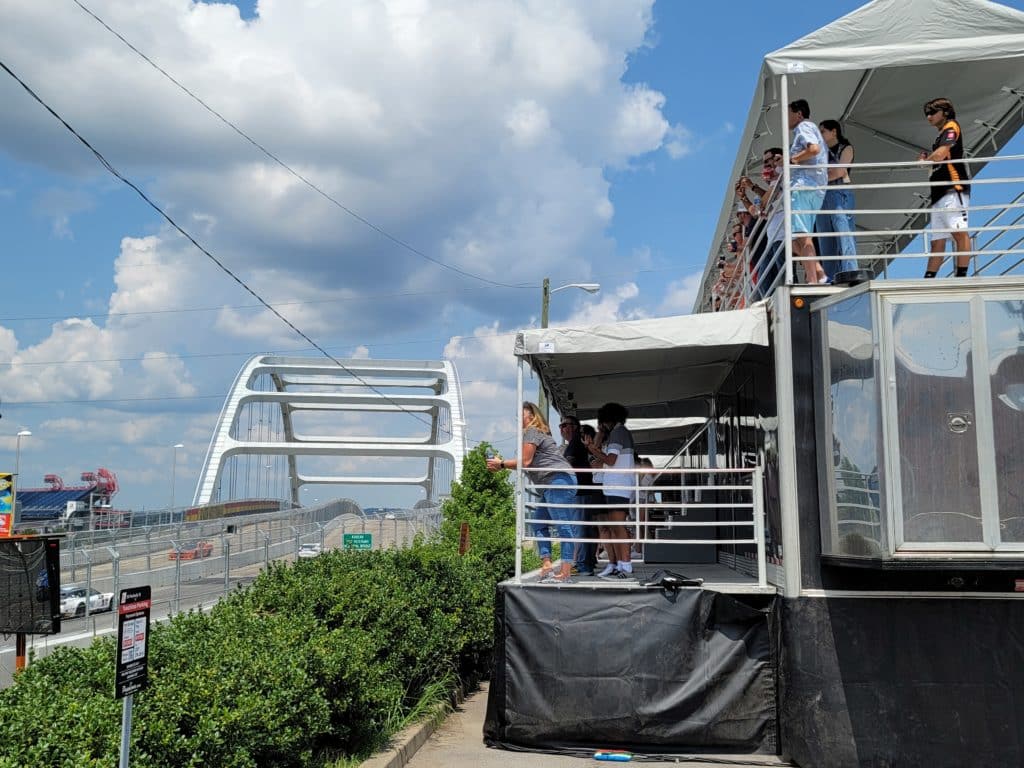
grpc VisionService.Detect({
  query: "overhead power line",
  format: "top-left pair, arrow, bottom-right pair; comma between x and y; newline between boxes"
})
0,57 -> 464,439
70,0 -> 518,289
0,284 -> 534,324
0,330 -> 519,368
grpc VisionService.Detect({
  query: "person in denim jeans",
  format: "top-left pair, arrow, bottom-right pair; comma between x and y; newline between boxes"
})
816,119 -> 858,281
487,402 -> 580,582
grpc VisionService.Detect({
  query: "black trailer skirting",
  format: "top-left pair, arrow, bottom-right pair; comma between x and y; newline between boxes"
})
780,595 -> 1024,768
484,582 -> 778,756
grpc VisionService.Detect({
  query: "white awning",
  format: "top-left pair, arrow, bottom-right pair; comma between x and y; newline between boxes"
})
514,304 -> 770,419
698,0 -> 1024,310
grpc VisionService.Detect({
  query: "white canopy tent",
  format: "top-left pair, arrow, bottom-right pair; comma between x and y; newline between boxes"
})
697,0 -> 1024,310
513,304 -> 770,421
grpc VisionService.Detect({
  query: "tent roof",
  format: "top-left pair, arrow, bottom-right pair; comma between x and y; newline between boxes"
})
697,0 -> 1024,311
765,0 -> 1024,74
514,304 -> 769,419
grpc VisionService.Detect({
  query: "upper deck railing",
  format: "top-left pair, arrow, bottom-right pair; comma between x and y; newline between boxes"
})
707,152 -> 1024,311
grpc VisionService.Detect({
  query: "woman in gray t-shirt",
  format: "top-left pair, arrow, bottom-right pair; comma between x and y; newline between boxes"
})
487,402 -> 580,582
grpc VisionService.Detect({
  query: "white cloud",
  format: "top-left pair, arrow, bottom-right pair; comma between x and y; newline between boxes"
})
0,0 -> 696,508
444,281 -> 647,447
505,99 -> 551,147
664,123 -> 694,159
659,272 -> 702,315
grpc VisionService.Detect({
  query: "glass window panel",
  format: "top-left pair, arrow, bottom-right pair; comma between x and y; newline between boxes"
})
893,301 -> 982,543
826,293 -> 885,556
986,300 -> 1024,544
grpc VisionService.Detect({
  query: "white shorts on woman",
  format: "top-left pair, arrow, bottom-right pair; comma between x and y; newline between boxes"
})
928,190 -> 969,243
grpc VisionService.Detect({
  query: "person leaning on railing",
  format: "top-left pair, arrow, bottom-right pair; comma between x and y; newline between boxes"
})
487,401 -> 581,583
918,97 -> 971,278
740,150 -> 786,299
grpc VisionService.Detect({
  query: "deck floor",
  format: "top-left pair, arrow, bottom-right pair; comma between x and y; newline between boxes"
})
515,560 -> 778,593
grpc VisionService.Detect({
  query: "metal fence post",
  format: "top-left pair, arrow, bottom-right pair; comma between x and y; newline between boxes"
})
317,522 -> 325,551
171,540 -> 183,614
257,529 -> 270,569
108,546 -> 120,629
83,549 -> 93,619
222,534 -> 231,595
289,525 -> 300,560
144,527 -> 152,572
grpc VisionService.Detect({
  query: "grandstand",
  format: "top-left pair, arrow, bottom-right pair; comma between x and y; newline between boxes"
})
16,469 -> 118,530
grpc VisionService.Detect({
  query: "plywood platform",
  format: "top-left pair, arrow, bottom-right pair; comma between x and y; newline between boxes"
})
512,560 -> 779,594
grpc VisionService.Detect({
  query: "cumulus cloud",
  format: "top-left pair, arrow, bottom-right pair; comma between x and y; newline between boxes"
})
444,281 -> 648,448
0,0 -> 698,508
659,272 -> 703,315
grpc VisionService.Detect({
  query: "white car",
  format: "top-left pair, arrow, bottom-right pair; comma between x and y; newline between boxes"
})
297,543 -> 323,559
60,586 -> 115,618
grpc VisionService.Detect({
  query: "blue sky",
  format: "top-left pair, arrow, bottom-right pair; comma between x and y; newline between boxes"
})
2,0 -> 1022,512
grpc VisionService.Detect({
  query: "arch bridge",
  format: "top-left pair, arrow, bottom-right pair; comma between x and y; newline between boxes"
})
193,356 -> 466,507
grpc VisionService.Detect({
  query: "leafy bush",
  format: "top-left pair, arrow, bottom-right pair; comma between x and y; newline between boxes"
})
0,448 -> 514,766
438,442 -> 538,579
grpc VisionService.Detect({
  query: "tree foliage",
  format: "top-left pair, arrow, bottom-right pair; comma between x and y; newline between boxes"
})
0,445 -> 518,767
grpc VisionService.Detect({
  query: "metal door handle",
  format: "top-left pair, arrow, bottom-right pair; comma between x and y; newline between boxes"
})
947,412 -> 972,434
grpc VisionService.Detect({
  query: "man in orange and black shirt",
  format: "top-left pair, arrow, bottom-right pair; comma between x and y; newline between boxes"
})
919,97 -> 971,278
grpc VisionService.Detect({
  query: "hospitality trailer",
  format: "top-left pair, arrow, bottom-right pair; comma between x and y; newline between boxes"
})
484,1 -> 1024,765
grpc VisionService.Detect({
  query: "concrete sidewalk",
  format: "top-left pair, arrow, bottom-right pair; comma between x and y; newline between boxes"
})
402,684 -> 792,768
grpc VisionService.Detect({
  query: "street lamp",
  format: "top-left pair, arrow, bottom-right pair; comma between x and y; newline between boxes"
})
538,279 -> 601,415
14,430 -> 31,519
170,443 -> 184,519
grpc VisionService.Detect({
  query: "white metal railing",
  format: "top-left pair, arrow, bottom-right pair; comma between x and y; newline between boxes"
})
709,152 -> 1024,311
513,465 -> 766,588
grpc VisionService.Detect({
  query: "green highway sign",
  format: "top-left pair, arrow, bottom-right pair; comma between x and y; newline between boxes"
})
343,533 -> 373,550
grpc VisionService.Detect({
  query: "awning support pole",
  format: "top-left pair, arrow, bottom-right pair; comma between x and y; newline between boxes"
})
514,357 -> 524,583
781,74 -> 794,285
755,465 -> 767,589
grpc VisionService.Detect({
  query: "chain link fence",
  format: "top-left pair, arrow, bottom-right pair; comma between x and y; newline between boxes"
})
58,502 -> 443,628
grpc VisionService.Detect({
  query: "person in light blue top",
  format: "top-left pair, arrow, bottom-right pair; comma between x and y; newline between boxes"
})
788,99 -> 828,284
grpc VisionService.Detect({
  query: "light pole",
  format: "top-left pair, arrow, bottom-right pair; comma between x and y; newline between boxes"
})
538,279 -> 601,416
13,429 -> 31,521
170,443 -> 184,520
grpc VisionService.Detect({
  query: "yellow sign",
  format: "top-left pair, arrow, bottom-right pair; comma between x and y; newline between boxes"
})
0,472 -> 12,538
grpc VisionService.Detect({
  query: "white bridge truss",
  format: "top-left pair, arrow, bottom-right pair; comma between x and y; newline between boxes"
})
193,356 -> 467,507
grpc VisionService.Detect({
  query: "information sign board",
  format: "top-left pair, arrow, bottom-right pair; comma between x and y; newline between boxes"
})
342,532 -> 373,550
115,586 -> 151,699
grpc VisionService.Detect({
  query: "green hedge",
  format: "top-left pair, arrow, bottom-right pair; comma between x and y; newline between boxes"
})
0,444 -> 514,767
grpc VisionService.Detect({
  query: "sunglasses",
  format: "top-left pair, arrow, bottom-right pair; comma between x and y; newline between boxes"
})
924,108 -> 939,117
763,156 -> 780,165
559,422 -> 573,428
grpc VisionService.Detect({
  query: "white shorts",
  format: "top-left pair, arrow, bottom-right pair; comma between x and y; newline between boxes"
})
929,190 -> 969,242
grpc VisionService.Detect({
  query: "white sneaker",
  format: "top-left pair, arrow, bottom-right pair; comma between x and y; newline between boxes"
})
597,563 -> 618,578
618,562 -> 634,575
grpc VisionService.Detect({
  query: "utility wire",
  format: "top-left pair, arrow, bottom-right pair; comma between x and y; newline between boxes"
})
0,58 -> 457,438
70,0 -> 518,289
0,330 -> 519,368
0,284 -> 534,324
